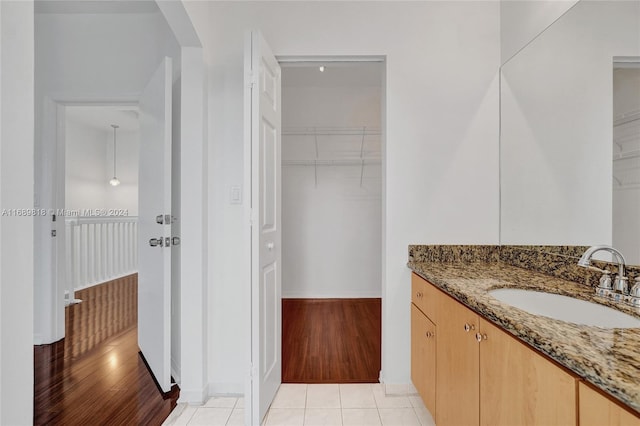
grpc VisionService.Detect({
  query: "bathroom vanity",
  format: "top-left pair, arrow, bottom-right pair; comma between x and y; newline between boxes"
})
408,245 -> 640,426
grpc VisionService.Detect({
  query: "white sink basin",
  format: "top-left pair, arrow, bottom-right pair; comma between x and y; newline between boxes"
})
489,288 -> 640,328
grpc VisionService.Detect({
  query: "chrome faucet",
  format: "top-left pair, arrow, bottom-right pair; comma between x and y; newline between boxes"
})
578,245 -> 628,295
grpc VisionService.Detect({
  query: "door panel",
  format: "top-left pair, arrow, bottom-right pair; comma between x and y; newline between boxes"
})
138,57 -> 172,393
436,293 -> 480,426
248,31 -> 282,424
480,318 -> 577,426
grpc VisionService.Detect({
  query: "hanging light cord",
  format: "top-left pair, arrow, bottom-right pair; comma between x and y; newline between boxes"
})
110,124 -> 120,186
113,125 -> 117,177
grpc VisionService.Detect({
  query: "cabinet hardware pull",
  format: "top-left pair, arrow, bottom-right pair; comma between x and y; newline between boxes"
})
475,333 -> 487,342
464,323 -> 475,332
425,331 -> 435,338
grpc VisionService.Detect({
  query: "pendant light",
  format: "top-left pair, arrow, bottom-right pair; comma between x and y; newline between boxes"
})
109,124 -> 121,186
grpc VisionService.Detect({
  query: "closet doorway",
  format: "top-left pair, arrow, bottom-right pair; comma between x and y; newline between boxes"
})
280,60 -> 384,383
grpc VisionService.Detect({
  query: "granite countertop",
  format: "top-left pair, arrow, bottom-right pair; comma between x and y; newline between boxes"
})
407,259 -> 640,414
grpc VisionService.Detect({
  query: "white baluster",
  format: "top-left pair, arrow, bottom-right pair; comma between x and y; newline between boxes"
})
73,223 -> 80,290
65,219 -> 73,302
63,217 -> 138,290
88,223 -> 95,286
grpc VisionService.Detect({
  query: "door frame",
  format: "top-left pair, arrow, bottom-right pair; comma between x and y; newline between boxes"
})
37,94 -> 140,345
244,53 -> 387,422
35,48 -> 208,409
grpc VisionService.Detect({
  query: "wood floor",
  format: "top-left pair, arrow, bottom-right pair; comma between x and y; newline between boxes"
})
282,298 -> 381,384
34,274 -> 179,425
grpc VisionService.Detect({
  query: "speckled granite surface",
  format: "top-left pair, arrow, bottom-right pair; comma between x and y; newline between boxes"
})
408,246 -> 640,414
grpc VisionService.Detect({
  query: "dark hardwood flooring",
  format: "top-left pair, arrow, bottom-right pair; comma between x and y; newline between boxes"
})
282,298 -> 381,383
34,274 -> 179,426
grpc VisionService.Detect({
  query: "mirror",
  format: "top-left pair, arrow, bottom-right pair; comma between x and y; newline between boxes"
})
613,64 -> 640,265
500,0 -> 640,263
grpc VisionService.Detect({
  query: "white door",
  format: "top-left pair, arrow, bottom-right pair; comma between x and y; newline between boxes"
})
247,31 -> 282,424
138,57 -> 173,393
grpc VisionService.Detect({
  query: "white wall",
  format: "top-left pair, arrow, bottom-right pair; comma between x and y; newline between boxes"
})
205,1 -> 500,392
0,1 -> 34,423
500,0 -> 579,64
65,121 -> 108,211
500,1 -> 640,246
65,119 -> 140,215
282,82 -> 382,298
35,7 -> 182,344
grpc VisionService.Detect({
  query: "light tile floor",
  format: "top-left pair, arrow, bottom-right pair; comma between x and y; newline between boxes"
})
164,384 -> 435,426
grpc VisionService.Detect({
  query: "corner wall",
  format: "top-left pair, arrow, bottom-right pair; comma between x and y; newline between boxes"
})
0,1 -> 34,423
500,0 -> 579,64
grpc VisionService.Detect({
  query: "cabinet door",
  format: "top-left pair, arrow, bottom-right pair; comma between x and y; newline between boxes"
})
436,293 -> 479,426
579,382 -> 640,426
479,318 -> 577,426
411,304 -> 436,416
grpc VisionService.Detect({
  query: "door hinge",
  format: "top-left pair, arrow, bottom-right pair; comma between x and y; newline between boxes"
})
156,214 -> 174,225
249,71 -> 258,89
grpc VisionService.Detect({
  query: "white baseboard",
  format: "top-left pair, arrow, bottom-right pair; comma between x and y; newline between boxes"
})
281,292 -> 382,299
207,381 -> 245,397
378,373 -> 417,396
178,386 -> 208,405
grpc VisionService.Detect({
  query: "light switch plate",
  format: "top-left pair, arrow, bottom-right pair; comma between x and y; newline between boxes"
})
230,185 -> 242,204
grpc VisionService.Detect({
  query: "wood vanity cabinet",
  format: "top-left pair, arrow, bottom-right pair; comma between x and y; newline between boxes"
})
411,273 -> 578,426
435,287 -> 480,426
411,304 -> 436,415
579,382 -> 640,426
411,273 -> 437,416
479,318 -> 576,426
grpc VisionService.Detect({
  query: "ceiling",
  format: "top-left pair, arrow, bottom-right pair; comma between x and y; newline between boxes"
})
281,62 -> 383,88
65,105 -> 140,133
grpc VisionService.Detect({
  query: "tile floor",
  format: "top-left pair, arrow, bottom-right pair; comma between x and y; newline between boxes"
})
164,383 -> 435,426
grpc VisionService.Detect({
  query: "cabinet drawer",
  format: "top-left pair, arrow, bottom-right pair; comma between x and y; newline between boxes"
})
411,273 -> 439,322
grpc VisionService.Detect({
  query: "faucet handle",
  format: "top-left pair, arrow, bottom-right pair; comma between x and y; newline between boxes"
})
630,277 -> 640,297
614,275 -> 629,295
598,270 -> 612,290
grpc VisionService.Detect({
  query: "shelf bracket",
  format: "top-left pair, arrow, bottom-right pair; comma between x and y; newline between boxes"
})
359,127 -> 366,187
314,130 -> 319,188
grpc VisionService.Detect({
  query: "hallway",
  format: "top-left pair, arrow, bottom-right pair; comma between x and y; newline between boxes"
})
34,274 -> 179,425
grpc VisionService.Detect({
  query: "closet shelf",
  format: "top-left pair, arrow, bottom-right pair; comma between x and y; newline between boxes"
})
614,110 -> 640,127
282,126 -> 382,187
613,149 -> 640,161
282,126 -> 381,136
614,182 -> 640,191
